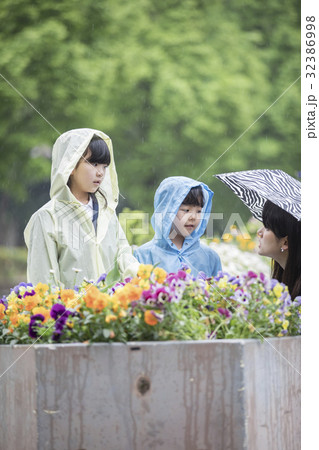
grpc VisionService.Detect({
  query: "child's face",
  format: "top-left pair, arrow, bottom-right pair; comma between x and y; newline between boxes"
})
69,150 -> 108,202
172,204 -> 203,238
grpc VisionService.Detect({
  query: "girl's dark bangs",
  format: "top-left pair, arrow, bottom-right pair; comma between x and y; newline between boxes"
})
87,136 -> 111,165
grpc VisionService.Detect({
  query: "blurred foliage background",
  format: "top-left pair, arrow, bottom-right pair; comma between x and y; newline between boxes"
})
0,0 -> 300,290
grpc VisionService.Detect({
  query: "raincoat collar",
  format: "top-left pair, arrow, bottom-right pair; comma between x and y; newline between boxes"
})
151,176 -> 214,252
50,128 -> 119,212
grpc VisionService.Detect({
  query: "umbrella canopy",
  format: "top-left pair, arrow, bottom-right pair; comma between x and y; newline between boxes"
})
215,169 -> 301,221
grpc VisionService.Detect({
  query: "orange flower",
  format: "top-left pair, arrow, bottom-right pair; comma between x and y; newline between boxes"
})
153,267 -> 167,284
60,289 -> 76,304
144,310 -> 158,326
32,306 -> 51,323
34,283 -> 49,296
93,293 -> 111,311
111,299 -> 120,312
83,286 -> 101,308
7,304 -> 18,314
124,284 -> 143,302
105,314 -> 117,323
24,294 -> 41,311
0,304 -> 6,319
113,288 -> 130,309
9,313 -> 19,327
43,294 -> 58,308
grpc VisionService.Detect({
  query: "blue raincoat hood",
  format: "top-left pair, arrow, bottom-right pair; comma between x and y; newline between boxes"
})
151,176 -> 213,250
134,176 -> 221,277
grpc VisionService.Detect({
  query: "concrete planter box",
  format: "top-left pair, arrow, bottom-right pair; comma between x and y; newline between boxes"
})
0,337 -> 300,450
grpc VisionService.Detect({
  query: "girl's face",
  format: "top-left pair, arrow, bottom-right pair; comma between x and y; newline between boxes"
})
257,226 -> 288,264
172,204 -> 202,238
69,150 -> 108,203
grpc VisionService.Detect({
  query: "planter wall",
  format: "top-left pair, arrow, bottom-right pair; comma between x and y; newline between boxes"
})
0,337 -> 300,450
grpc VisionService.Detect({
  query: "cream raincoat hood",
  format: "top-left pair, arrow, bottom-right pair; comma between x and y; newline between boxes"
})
24,128 -> 139,287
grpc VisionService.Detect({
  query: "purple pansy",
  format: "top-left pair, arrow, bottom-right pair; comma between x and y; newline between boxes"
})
142,289 -> 155,302
29,314 -> 45,339
231,289 -> 249,305
51,309 -> 74,341
270,279 -> 279,290
96,273 -> 107,284
247,271 -> 257,279
154,287 -> 171,304
11,282 -> 33,298
217,308 -> 232,319
23,290 -> 36,298
293,296 -> 301,307
0,296 -> 8,310
197,271 -> 207,280
50,303 -> 66,320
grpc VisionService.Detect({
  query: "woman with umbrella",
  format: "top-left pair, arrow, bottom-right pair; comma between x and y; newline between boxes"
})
215,169 -> 301,299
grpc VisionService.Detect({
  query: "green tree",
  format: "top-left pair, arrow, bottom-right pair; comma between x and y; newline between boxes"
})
0,0 -> 300,244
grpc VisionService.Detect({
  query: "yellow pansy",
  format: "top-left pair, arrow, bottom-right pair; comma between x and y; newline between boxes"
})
18,314 -> 31,325
282,320 -> 289,330
273,283 -> 283,298
153,267 -> 167,284
137,264 -> 153,279
217,277 -> 228,289
139,279 -> 150,291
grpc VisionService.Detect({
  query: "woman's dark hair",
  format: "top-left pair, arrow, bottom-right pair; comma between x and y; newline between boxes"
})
182,186 -> 204,207
262,200 -> 301,299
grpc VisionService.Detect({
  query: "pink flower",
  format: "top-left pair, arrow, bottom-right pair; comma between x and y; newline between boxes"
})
217,308 -> 232,319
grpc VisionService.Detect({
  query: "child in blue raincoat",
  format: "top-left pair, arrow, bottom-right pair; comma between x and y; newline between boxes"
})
134,176 -> 221,277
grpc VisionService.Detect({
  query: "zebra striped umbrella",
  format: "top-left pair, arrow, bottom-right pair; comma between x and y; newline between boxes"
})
215,169 -> 301,221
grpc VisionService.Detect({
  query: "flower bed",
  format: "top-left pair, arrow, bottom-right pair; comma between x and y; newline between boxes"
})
0,265 -> 300,345
0,338 -> 301,450
0,266 -> 301,449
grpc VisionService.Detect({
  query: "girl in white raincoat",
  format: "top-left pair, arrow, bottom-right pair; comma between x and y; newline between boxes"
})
24,128 -> 140,288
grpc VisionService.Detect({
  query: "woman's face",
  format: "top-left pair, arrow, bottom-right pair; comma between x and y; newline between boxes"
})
257,226 -> 287,263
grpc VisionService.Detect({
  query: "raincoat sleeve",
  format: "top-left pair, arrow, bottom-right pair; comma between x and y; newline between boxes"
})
116,218 -> 140,279
24,210 -> 61,286
133,243 -> 154,265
